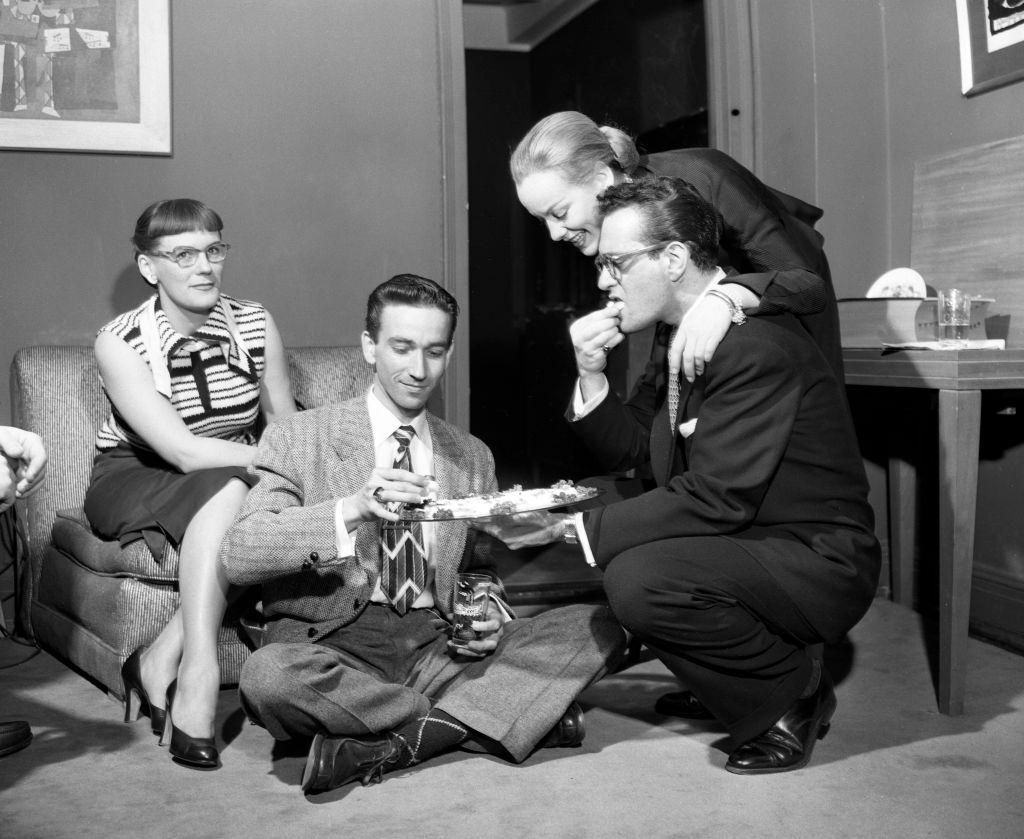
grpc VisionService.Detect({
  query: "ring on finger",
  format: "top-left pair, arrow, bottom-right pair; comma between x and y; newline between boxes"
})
601,346 -> 611,354
372,486 -> 385,502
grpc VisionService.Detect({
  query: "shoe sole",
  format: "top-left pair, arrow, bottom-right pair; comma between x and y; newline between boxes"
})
169,754 -> 221,771
300,733 -> 326,793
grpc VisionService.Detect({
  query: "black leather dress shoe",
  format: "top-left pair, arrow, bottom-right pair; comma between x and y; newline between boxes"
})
725,671 -> 837,775
301,732 -> 404,794
541,701 -> 585,748
654,690 -> 714,720
0,720 -> 32,758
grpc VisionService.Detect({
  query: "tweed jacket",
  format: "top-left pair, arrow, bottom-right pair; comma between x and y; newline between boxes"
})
222,394 -> 499,645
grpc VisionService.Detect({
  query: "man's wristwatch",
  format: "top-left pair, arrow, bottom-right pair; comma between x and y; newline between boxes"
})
706,288 -> 747,325
563,516 -> 579,545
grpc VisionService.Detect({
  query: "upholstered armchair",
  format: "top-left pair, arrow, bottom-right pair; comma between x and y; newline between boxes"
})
9,344 -> 372,699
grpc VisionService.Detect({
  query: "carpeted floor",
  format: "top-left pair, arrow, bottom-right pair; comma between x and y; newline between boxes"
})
2,596 -> 1023,839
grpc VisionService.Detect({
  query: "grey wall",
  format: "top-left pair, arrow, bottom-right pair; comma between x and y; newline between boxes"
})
751,0 -> 1024,301
750,0 -> 1024,644
1,0 -> 459,422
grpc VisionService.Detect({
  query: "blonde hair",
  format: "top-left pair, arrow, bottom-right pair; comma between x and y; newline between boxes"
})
510,111 -> 640,186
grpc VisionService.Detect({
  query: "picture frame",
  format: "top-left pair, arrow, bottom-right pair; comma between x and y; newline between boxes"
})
0,0 -> 170,154
956,0 -> 1024,96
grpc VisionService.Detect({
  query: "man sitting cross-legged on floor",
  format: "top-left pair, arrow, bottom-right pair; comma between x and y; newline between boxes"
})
221,274 -> 625,794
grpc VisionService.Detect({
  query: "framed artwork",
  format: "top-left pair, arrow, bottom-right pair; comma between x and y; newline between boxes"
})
0,0 -> 170,153
956,0 -> 1024,96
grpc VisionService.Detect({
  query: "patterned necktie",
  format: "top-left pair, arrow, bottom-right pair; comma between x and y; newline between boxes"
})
667,327 -> 680,432
379,426 -> 427,614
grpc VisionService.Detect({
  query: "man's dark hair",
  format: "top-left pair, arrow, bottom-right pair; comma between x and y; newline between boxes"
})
597,176 -> 720,272
365,273 -> 460,345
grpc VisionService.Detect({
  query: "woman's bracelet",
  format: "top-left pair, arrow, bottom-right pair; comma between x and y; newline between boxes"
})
705,288 -> 747,325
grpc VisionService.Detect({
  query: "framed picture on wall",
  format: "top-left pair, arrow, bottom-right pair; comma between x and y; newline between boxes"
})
956,0 -> 1024,96
0,0 -> 170,153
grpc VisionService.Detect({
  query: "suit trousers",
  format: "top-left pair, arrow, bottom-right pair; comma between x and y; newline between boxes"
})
240,602 -> 625,762
602,534 -> 825,747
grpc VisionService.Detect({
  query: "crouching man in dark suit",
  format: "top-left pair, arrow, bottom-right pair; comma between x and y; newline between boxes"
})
221,274 -> 625,794
553,177 -> 880,774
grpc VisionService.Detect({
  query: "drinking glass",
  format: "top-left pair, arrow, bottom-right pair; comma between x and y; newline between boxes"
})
938,288 -> 972,346
450,573 -> 491,649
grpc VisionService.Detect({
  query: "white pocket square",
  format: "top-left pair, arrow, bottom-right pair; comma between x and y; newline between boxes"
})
678,418 -> 698,438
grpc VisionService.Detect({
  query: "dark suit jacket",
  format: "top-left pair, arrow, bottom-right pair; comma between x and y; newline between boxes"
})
642,148 -> 842,378
572,313 -> 880,640
222,395 -> 499,645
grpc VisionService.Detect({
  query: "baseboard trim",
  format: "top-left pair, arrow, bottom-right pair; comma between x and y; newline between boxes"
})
970,564 -> 1024,654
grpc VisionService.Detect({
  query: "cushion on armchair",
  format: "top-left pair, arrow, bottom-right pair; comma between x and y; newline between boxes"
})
53,508 -> 179,581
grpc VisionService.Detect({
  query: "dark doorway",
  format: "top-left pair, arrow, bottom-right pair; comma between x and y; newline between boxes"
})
466,0 -> 707,487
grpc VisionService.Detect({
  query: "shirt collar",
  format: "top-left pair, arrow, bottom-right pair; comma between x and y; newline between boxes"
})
152,296 -> 256,381
366,386 -> 429,449
153,296 -> 231,352
681,267 -> 728,325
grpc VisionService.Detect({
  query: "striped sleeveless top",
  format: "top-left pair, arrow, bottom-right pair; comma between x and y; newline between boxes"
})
95,293 -> 268,452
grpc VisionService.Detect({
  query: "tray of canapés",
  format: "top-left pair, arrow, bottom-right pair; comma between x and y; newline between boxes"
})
397,479 -> 602,521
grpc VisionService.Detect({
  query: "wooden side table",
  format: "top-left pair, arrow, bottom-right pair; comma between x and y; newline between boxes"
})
843,348 -> 1024,714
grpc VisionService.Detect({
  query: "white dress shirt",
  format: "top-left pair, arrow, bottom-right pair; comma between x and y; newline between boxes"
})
333,388 -> 438,608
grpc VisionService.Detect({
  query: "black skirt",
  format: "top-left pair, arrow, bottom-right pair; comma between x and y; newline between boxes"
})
84,445 -> 257,563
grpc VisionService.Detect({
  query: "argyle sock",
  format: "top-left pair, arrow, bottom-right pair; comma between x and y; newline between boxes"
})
390,709 -> 470,768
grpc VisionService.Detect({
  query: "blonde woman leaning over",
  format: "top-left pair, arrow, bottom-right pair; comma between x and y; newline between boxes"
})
511,110 -> 841,382
84,199 -> 295,770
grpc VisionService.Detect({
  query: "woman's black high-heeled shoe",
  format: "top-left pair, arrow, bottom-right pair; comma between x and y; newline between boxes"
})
120,648 -> 166,737
161,681 -> 220,771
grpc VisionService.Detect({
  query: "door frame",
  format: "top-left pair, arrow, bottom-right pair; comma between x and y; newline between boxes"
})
705,0 -> 757,170
437,0 -> 470,429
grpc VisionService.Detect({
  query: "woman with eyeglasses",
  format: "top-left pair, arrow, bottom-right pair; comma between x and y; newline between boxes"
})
510,111 -> 841,383
84,198 -> 296,770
